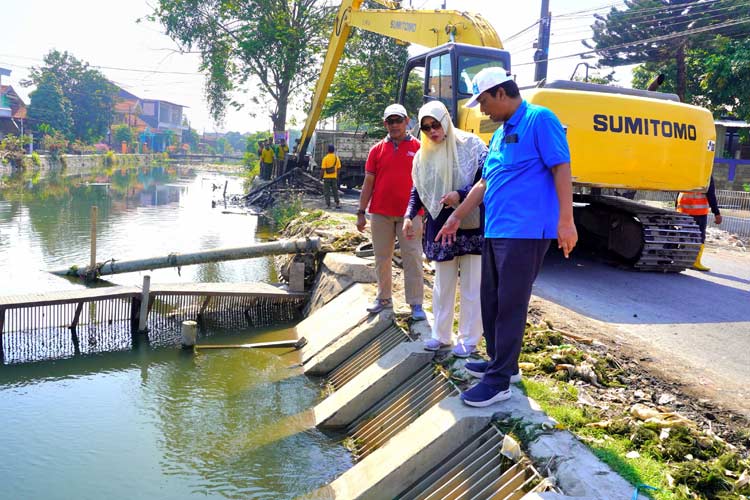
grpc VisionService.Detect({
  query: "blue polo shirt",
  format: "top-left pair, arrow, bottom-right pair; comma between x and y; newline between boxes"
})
482,100 -> 570,239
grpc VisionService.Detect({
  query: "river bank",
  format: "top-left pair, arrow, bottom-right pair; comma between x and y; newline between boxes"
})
269,189 -> 750,500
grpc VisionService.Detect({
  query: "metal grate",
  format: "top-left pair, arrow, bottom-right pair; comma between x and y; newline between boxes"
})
345,364 -> 458,460
0,287 -> 306,364
397,425 -> 554,500
326,324 -> 412,390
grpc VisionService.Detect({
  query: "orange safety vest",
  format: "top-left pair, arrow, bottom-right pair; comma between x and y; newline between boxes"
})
676,192 -> 710,216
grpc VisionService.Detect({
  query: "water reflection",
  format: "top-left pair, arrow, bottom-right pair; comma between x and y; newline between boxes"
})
0,164 -> 273,294
0,166 -> 350,498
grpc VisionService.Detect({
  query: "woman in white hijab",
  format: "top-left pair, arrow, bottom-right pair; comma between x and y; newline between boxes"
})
403,100 -> 487,357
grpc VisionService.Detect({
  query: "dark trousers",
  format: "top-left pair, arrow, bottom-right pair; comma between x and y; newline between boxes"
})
693,214 -> 708,243
481,238 -> 551,389
260,162 -> 273,180
323,178 -> 339,206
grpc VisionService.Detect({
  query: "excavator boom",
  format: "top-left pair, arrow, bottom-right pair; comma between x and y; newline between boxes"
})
295,0 -> 501,157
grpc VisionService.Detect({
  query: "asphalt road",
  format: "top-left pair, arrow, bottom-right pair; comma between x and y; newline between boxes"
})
534,245 -> 750,416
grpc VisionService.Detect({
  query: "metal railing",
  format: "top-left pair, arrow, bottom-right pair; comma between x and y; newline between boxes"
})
635,189 -> 750,239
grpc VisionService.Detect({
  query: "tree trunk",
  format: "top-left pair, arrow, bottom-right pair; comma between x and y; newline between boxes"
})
675,40 -> 687,103
272,82 -> 290,133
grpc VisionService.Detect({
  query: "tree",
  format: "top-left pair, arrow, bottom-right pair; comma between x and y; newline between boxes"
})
24,50 -> 117,142
112,124 -> 134,146
149,0 -> 331,131
322,28 -> 413,131
591,0 -> 749,101
631,35 -> 750,121
182,127 -> 200,151
27,73 -> 73,136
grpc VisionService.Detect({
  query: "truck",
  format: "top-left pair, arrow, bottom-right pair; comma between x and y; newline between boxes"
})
290,0 -> 716,272
310,129 -> 380,188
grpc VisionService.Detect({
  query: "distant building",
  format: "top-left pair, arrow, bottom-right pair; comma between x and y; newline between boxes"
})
0,67 -> 28,138
110,85 -> 187,152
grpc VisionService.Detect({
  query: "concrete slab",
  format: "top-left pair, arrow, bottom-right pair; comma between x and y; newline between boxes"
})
314,342 -> 434,428
305,253 -> 376,316
528,431 -> 648,500
313,397 -> 499,500
297,282 -> 376,364
304,314 -> 394,375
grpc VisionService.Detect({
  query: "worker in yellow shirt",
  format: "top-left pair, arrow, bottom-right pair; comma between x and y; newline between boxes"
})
260,142 -> 275,180
321,144 -> 341,209
275,138 -> 290,176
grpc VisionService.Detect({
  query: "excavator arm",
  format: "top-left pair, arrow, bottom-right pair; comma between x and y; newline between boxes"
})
295,0 -> 501,157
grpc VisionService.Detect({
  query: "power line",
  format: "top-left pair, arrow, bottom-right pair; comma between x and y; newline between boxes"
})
514,15 -> 750,67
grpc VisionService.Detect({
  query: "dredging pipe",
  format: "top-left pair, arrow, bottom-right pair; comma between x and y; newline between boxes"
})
49,237 -> 321,278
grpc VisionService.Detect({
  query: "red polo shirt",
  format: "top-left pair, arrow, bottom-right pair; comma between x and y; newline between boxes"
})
365,134 -> 421,217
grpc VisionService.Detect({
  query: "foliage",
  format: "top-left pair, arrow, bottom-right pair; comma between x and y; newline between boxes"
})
27,73 -> 74,136
224,131 -> 247,152
70,139 -> 96,155
0,134 -> 31,168
149,0 -> 331,131
24,50 -> 118,143
591,0 -> 749,101
322,26 -> 412,131
267,195 -> 303,228
112,124 -> 134,147
182,127 -> 200,152
216,137 -> 233,154
31,151 -> 41,167
42,131 -> 69,159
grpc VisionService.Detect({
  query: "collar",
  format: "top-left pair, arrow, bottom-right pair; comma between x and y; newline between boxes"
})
385,133 -> 415,143
505,100 -> 528,128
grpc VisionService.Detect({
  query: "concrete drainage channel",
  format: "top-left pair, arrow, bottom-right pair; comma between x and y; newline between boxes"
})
298,254 -> 648,499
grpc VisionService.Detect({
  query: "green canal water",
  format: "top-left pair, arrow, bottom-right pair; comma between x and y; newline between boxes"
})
0,165 -> 351,499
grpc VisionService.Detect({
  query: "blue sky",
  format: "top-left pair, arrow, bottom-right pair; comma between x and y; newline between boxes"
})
0,0 -> 631,133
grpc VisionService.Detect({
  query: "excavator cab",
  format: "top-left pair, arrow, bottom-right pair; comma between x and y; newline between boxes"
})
398,42 -> 510,143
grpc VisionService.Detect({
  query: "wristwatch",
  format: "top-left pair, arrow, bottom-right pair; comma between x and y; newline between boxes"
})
357,209 -> 366,215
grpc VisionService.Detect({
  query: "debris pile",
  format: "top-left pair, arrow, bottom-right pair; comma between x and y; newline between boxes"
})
438,322 -> 750,499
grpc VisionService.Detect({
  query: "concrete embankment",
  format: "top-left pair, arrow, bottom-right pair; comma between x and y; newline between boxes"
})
0,153 -> 161,179
292,251 -> 648,499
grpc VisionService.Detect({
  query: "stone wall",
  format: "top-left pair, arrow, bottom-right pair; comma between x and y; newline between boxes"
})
0,153 -> 162,179
713,161 -> 750,191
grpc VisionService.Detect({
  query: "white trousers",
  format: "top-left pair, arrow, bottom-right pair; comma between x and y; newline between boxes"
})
431,254 -> 482,346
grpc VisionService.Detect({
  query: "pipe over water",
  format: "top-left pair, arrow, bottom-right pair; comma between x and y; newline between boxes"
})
49,237 -> 321,278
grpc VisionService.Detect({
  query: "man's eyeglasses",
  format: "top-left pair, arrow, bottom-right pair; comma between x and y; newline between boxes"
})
420,121 -> 442,132
385,116 -> 405,125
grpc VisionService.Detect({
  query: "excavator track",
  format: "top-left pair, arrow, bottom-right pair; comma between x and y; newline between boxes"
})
573,194 -> 702,272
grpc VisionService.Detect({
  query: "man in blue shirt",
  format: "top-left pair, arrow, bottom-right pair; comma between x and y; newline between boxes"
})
436,67 -> 578,407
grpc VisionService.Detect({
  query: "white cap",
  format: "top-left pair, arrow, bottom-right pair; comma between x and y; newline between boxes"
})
383,103 -> 408,120
465,67 -> 514,108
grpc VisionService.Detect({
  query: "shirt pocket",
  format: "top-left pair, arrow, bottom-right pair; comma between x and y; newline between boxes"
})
499,143 -> 521,169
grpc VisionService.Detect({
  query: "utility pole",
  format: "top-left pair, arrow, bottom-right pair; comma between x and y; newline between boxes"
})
534,0 -> 552,82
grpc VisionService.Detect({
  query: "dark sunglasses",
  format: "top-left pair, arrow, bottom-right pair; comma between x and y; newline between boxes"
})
385,116 -> 405,125
420,121 -> 442,132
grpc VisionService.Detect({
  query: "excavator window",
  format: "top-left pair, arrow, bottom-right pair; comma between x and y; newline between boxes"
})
427,52 -> 454,114
458,55 -> 509,96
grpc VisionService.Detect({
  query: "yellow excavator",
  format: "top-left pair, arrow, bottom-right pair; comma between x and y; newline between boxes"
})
292,0 -> 717,272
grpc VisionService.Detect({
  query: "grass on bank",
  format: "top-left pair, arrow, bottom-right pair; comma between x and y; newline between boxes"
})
478,325 -> 750,500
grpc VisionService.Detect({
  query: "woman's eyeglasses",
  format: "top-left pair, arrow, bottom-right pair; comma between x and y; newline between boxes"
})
420,121 -> 442,132
385,116 -> 405,125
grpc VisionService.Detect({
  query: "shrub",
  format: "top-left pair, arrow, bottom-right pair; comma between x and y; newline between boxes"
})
31,151 -> 42,167
0,134 -> 31,169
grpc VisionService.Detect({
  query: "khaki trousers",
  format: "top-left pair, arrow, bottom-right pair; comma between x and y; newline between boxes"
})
370,213 -> 424,306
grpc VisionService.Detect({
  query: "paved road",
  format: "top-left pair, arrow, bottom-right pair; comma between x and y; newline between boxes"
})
534,245 -> 750,416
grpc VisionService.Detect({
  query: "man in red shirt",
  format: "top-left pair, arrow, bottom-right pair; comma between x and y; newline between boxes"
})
356,104 -> 426,320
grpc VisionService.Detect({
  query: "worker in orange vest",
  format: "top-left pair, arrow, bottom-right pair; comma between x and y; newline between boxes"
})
676,176 -> 722,271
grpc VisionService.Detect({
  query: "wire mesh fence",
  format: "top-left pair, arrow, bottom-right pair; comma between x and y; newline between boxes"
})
635,189 -> 750,239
